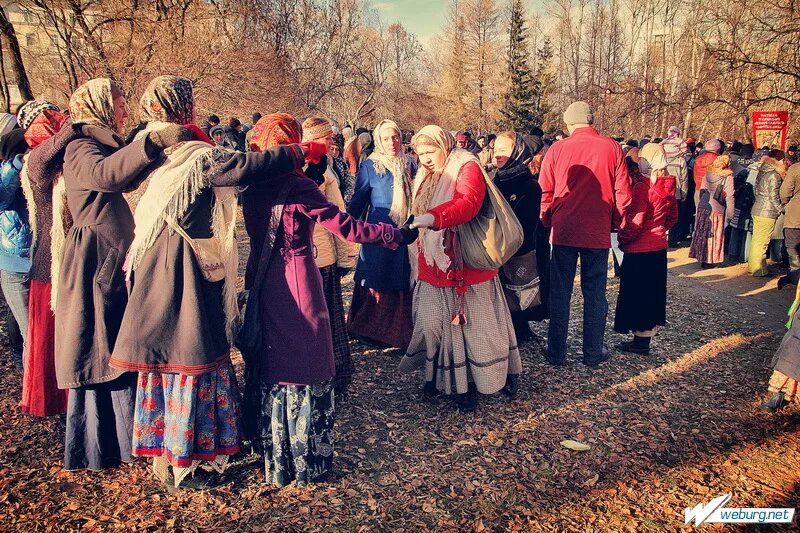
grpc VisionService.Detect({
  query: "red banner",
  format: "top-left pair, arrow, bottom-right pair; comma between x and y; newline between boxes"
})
752,111 -> 789,150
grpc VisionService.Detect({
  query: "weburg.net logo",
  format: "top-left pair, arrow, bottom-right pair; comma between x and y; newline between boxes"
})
684,494 -> 795,526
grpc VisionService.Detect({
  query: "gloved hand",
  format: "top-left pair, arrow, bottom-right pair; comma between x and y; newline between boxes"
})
300,141 -> 328,164
399,224 -> 419,245
305,156 -> 327,185
148,125 -> 193,150
410,212 -> 435,229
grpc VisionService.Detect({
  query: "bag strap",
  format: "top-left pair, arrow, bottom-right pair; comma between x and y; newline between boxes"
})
249,178 -> 295,295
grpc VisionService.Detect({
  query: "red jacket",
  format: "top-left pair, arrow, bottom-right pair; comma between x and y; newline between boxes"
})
692,151 -> 717,193
618,172 -> 679,253
418,161 -> 496,288
539,127 -> 631,248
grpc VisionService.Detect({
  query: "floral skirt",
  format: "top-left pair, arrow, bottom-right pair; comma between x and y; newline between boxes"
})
249,379 -> 335,487
689,208 -> 725,264
132,359 -> 242,470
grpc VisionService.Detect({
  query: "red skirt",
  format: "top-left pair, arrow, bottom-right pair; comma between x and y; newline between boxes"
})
347,285 -> 413,349
21,280 -> 67,417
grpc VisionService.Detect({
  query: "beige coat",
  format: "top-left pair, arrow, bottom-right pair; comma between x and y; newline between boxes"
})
313,166 -> 357,269
780,163 -> 800,229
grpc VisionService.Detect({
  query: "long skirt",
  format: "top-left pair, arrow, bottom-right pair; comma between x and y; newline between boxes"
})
320,266 -> 353,395
251,379 -> 335,487
689,208 -> 725,264
768,370 -> 800,404
347,285 -> 413,349
64,373 -> 136,471
399,277 -> 522,395
21,280 -> 67,416
614,250 -> 668,334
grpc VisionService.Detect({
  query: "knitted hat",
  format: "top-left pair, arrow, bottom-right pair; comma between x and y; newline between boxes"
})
17,100 -> 60,130
667,126 -> 680,137
562,101 -> 593,126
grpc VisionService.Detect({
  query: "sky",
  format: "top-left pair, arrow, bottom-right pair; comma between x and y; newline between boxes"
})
370,0 -> 548,45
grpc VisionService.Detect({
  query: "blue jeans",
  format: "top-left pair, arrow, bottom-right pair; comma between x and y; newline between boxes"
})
547,246 -> 609,363
0,269 -> 30,368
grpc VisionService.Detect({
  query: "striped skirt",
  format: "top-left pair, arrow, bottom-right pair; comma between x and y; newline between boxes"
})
399,277 -> 522,395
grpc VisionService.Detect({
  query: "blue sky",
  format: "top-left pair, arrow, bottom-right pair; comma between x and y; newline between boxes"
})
370,0 -> 547,43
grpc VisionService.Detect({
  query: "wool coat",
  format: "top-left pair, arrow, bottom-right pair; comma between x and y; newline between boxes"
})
55,134 -> 159,389
110,145 -> 304,375
242,173 -> 402,386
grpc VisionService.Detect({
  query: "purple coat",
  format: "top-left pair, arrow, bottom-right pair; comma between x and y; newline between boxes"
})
242,173 -> 402,385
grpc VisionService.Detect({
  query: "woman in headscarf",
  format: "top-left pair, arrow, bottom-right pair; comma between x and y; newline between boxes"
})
301,116 -> 357,395
347,120 -> 416,349
398,126 -> 522,413
54,78 -> 195,472
689,155 -> 735,268
492,132 -> 547,349
108,77 -> 323,489
18,102 -> 71,417
614,143 -> 678,355
241,113 -> 417,487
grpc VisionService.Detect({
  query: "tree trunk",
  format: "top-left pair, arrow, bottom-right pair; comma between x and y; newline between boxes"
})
0,6 -> 34,102
0,34 -> 10,112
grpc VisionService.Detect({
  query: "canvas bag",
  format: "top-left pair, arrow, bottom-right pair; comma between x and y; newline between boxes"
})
166,220 -> 226,282
457,167 -> 524,270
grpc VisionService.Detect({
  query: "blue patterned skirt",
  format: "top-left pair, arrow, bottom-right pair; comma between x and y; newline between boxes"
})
249,379 -> 335,487
132,358 -> 242,468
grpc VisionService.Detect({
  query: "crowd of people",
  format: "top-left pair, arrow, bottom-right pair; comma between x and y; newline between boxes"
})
0,76 -> 797,491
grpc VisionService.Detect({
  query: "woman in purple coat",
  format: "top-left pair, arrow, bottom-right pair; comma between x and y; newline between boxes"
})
241,114 -> 417,487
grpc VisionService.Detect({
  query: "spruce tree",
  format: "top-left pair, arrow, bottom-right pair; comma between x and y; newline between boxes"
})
499,0 -> 538,132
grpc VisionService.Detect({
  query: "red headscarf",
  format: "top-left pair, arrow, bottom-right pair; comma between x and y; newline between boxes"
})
24,110 -> 69,149
249,113 -> 301,152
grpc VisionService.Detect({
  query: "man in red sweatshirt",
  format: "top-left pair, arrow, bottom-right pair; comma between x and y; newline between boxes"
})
539,101 -> 632,366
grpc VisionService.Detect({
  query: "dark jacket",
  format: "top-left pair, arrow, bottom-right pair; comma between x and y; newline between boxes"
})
0,155 -> 32,273
752,157 -> 787,219
55,132 -> 160,388
109,143 -> 304,375
223,127 -> 245,152
242,173 -> 401,385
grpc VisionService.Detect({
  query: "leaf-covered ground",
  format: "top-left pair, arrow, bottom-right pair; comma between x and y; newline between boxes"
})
0,246 -> 798,532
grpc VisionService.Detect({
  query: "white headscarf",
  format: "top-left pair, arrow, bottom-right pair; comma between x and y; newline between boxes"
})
369,119 -> 413,225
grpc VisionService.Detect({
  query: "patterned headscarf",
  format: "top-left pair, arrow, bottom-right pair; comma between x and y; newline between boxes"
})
249,113 -> 302,152
17,100 -> 60,130
24,110 -> 69,149
68,78 -> 123,130
302,117 -> 333,142
412,125 -> 456,156
139,75 -> 194,124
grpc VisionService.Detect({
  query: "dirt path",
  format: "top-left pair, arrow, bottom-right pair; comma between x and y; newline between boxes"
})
0,246 -> 797,532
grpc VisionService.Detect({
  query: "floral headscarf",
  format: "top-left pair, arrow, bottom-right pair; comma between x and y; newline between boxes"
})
139,75 -> 194,124
68,78 -> 123,130
412,125 -> 456,157
249,113 -> 302,152
17,100 -> 60,130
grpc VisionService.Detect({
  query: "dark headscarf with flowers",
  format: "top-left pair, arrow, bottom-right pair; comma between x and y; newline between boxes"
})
249,113 -> 302,152
139,75 -> 195,125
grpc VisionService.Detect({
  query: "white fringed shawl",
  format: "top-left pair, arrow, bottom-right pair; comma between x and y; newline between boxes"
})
127,122 -> 240,342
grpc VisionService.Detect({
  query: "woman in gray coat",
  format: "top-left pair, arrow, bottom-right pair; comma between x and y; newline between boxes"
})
54,78 -> 191,471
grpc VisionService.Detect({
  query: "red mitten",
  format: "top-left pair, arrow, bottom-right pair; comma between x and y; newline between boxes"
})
299,141 -> 327,164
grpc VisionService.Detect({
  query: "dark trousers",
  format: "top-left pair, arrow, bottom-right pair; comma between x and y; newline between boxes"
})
548,245 -> 609,362
669,198 -> 691,245
785,227 -> 800,270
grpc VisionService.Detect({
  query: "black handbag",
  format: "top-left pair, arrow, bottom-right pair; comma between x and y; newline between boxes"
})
235,180 -> 294,363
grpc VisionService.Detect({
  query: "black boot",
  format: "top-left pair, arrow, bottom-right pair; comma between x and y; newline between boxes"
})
503,374 -> 519,397
423,381 -> 438,397
761,392 -> 789,412
616,335 -> 651,355
512,317 -> 535,343
457,383 -> 478,413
